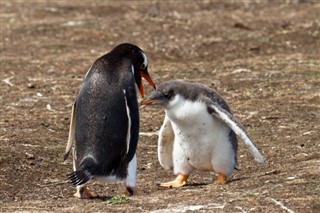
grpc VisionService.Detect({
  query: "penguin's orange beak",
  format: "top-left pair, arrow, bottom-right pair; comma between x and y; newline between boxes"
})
139,71 -> 156,98
141,90 -> 166,106
141,99 -> 157,105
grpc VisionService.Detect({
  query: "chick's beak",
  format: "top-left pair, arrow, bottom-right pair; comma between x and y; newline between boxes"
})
141,90 -> 163,106
141,99 -> 157,105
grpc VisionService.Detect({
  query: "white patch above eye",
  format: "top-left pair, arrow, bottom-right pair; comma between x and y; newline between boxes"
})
140,51 -> 148,68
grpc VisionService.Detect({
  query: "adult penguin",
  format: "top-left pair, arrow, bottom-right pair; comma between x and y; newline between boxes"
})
64,43 -> 156,199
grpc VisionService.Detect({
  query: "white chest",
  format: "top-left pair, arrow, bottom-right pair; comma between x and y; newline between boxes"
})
166,97 -> 231,170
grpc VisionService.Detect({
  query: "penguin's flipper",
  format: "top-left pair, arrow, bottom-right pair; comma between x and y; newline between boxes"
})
126,154 -> 137,195
64,101 -> 76,161
158,114 -> 175,170
207,103 -> 264,163
123,89 -> 139,164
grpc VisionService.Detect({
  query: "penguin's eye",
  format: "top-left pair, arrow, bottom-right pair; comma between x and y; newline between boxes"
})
140,51 -> 148,69
163,90 -> 173,99
140,63 -> 146,69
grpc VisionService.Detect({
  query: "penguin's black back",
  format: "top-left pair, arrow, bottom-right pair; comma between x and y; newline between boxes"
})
74,56 -> 139,179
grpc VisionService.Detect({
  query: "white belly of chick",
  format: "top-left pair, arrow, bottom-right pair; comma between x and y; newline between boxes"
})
167,98 -> 234,173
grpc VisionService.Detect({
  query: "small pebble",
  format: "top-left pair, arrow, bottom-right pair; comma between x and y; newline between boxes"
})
287,176 -> 296,180
25,153 -> 35,160
27,83 -> 35,88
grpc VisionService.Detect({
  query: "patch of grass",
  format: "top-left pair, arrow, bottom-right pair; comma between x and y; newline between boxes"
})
106,195 -> 129,205
243,193 -> 257,198
303,71 -> 320,77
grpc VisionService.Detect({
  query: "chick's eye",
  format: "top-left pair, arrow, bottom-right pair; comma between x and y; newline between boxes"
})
163,90 -> 173,99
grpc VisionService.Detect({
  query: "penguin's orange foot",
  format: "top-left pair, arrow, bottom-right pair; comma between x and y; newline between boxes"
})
74,186 -> 97,199
159,174 -> 188,188
124,186 -> 135,196
214,173 -> 227,184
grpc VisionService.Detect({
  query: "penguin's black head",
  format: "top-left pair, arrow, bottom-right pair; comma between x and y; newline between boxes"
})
141,80 -> 180,107
111,43 -> 156,97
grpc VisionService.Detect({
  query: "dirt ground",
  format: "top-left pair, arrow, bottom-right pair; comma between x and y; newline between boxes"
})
1,0 -> 319,212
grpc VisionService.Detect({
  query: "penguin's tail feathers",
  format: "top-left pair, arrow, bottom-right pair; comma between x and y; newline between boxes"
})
67,158 -> 97,186
67,169 -> 92,186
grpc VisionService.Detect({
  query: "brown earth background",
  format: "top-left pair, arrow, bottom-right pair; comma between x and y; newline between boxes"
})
0,0 -> 319,212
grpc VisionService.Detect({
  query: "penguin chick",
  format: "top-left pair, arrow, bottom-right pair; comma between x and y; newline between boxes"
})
64,43 -> 156,198
141,80 -> 264,188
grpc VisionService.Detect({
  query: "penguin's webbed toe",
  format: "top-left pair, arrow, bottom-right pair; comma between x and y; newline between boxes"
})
74,186 -> 97,199
125,186 -> 135,196
159,174 -> 188,188
214,173 -> 227,184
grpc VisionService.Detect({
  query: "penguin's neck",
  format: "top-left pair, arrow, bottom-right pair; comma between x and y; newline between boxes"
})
165,95 -> 207,127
